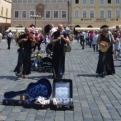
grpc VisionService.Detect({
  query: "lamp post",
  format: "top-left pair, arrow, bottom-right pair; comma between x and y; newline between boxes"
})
30,15 -> 41,27
67,1 -> 69,25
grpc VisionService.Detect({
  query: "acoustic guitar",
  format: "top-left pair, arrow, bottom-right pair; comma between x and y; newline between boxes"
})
4,78 -> 52,99
99,41 -> 110,52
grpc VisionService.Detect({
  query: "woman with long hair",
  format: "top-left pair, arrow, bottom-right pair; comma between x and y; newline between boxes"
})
96,28 -> 116,77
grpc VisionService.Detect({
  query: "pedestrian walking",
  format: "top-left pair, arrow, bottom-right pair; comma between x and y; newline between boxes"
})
7,30 -> 13,49
92,31 -> 98,52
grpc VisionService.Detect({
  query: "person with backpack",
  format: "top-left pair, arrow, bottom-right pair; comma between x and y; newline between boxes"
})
7,30 -> 13,49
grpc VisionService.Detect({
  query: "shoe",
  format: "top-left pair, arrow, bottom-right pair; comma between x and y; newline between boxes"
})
100,72 -> 106,77
23,75 -> 28,79
15,72 -> 22,77
56,75 -> 63,78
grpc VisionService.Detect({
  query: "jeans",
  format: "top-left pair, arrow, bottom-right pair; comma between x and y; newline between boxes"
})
86,38 -> 89,45
92,44 -> 98,52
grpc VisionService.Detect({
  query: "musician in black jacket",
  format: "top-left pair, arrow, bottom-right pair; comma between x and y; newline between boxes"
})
14,27 -> 35,79
96,28 -> 116,77
50,24 -> 70,78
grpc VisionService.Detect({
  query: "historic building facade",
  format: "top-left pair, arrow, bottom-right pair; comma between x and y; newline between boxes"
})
0,0 -> 11,33
11,0 -> 71,33
71,0 -> 121,29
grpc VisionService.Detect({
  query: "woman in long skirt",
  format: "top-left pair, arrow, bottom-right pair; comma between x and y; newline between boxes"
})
96,28 -> 116,77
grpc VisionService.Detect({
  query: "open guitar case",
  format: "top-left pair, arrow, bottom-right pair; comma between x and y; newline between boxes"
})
3,78 -> 52,109
50,79 -> 73,110
2,78 -> 73,110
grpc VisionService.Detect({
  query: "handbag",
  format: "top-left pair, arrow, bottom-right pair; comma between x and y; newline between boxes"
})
65,43 -> 71,52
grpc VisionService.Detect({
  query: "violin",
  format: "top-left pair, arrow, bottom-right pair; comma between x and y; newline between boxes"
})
26,33 -> 35,41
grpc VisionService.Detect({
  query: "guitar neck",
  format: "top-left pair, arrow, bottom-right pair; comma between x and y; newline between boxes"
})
4,90 -> 26,99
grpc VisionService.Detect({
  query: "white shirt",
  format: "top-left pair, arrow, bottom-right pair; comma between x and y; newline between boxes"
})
92,34 -> 98,44
115,37 -> 121,50
49,28 -> 57,38
82,31 -> 86,39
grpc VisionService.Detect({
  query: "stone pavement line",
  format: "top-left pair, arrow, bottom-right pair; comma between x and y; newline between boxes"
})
0,41 -> 121,121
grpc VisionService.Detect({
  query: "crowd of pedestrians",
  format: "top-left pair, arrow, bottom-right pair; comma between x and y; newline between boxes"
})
0,24 -> 121,78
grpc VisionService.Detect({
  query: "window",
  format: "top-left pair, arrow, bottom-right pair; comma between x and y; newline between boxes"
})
83,10 -> 87,18
53,11 -> 58,18
100,10 -> 104,18
100,0 -> 104,4
116,0 -> 120,4
14,11 -> 19,18
45,10 -> 51,18
75,0 -> 79,4
116,10 -> 120,18
1,7 -> 3,16
61,11 -> 67,18
6,9 -> 8,17
108,10 -> 111,18
108,0 -> 111,3
0,26 -> 2,33
22,11 -> 27,18
30,11 -> 34,18
83,0 -> 86,4
90,10 -> 94,18
75,10 -> 79,18
90,0 -> 94,4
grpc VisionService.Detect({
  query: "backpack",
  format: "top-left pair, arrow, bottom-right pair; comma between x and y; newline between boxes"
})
7,32 -> 13,39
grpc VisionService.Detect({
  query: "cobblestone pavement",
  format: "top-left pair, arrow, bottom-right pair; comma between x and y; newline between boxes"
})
0,41 -> 121,121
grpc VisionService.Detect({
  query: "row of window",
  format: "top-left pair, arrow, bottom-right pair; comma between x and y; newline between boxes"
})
75,10 -> 121,19
14,10 -> 67,19
75,0 -> 120,4
0,7 -> 8,17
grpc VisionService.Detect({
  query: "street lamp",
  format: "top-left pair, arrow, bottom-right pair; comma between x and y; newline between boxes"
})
67,1 -> 69,25
30,15 -> 41,27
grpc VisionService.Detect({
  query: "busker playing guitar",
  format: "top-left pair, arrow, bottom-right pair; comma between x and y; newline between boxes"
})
96,27 -> 116,77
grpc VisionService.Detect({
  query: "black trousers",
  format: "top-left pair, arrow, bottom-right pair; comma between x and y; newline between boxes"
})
80,39 -> 85,49
7,38 -> 11,49
52,45 -> 65,78
34,41 -> 42,51
14,50 -> 31,75
14,51 -> 23,74
89,39 -> 93,48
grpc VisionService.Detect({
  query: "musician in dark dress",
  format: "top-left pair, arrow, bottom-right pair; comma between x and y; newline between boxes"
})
14,27 -> 35,78
96,28 -> 116,77
50,24 -> 70,78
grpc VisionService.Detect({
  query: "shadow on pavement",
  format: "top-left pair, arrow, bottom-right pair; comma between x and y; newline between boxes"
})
77,73 -> 98,78
0,76 -> 20,81
114,65 -> 121,67
29,75 -> 53,80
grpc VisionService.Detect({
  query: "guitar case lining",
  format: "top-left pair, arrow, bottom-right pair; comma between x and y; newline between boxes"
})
51,79 -> 74,110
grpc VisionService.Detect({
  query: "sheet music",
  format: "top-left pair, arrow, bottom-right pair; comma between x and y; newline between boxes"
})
55,82 -> 70,98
